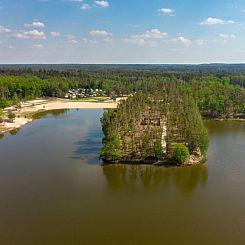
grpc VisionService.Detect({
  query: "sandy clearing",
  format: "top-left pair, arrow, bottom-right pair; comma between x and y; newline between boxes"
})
1,99 -> 118,134
33,100 -> 117,111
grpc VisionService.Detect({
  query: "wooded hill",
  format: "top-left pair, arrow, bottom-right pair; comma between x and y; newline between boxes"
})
100,82 -> 209,165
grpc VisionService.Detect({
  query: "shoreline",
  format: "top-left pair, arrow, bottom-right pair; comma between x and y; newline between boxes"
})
2,98 -> 245,136
0,98 -> 118,135
204,118 -> 245,122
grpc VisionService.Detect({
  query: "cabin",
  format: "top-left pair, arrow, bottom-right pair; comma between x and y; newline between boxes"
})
65,88 -> 105,99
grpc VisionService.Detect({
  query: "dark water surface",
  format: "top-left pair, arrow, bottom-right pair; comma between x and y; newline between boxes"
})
0,110 -> 245,245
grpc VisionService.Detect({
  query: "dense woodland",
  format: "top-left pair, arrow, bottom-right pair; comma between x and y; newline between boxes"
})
1,65 -> 245,119
100,83 -> 209,164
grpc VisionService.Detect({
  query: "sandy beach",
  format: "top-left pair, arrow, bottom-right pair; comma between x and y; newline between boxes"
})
0,98 -> 118,134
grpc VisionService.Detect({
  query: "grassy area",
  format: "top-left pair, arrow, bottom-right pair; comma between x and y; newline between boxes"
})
69,97 -> 110,103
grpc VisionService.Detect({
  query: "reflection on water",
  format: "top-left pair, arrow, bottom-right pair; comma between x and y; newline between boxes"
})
205,120 -> 245,135
32,109 -> 69,119
71,133 -> 102,164
0,109 -> 70,139
103,164 -> 208,194
9,127 -> 21,136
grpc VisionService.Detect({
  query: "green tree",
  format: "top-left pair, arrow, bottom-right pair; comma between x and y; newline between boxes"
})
172,144 -> 190,164
12,92 -> 21,109
0,98 -> 11,109
112,94 -> 117,102
100,133 -> 121,162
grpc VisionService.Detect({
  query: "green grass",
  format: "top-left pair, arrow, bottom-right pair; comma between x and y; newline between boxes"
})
69,97 -> 109,103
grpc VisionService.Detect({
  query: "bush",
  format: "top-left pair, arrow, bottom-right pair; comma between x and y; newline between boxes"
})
172,144 -> 190,164
8,111 -> 16,123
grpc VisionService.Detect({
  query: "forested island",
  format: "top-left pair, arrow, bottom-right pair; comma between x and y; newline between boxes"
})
1,64 -> 245,165
100,84 -> 209,165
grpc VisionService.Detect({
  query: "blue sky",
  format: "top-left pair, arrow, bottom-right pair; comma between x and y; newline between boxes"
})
1,0 -> 245,63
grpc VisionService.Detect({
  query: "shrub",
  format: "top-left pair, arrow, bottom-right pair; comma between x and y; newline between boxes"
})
8,111 -> 16,123
172,144 -> 190,164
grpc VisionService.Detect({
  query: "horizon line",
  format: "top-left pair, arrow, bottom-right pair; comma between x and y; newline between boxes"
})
1,63 -> 245,65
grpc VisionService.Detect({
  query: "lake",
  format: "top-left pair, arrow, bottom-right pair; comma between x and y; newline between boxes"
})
0,109 -> 245,245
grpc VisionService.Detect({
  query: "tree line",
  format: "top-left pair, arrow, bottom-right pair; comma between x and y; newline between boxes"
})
1,68 -> 245,118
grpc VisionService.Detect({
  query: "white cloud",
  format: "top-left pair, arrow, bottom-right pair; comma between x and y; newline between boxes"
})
158,8 -> 175,16
104,37 -> 113,43
122,37 -> 145,46
68,39 -> 79,44
122,29 -> 169,46
94,1 -> 109,7
195,39 -> 208,45
219,34 -> 236,44
200,17 -> 235,25
66,34 -> 77,39
81,3 -> 91,10
81,38 -> 98,45
25,21 -> 45,28
90,29 -> 112,37
195,35 -> 236,46
32,21 -> 45,28
80,1 -> 109,10
219,34 -> 236,39
50,31 -> 60,37
14,30 -> 46,39
0,25 -> 11,33
178,36 -> 191,46
66,34 -> 97,46
32,44 -> 44,49
140,29 -> 168,39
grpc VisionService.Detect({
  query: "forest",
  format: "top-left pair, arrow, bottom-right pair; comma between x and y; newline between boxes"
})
1,65 -> 245,119
100,83 -> 209,165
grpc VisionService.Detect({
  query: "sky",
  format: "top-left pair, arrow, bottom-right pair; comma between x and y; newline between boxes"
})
1,0 -> 245,64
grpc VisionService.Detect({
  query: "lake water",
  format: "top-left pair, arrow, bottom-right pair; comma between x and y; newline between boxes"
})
0,109 -> 245,245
